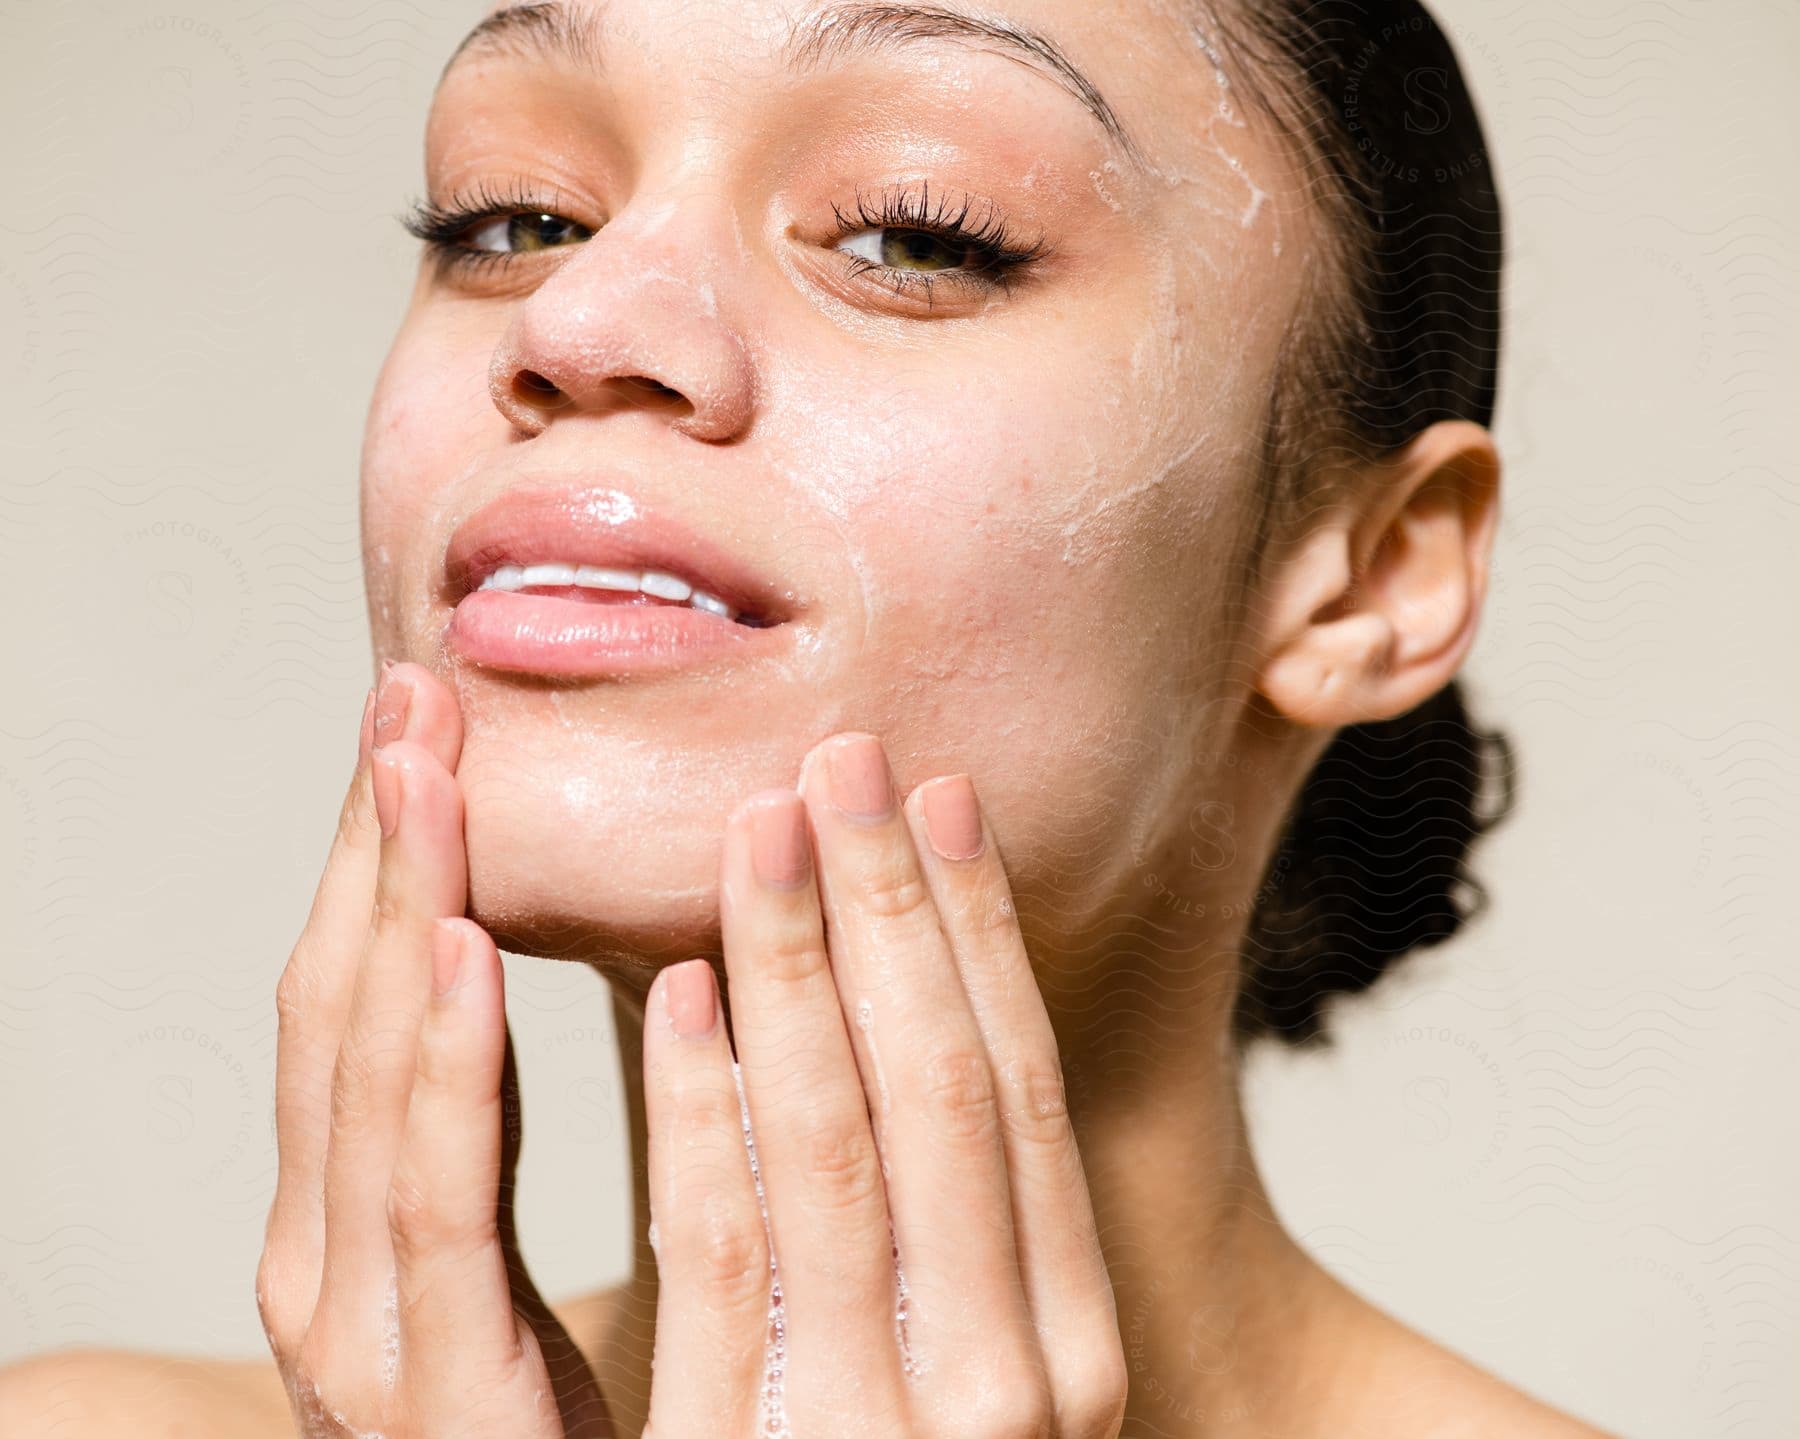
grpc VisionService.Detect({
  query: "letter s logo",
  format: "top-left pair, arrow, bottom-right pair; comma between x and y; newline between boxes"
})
1187,800 -> 1236,873
1184,1302 -> 1237,1375
1404,66 -> 1452,136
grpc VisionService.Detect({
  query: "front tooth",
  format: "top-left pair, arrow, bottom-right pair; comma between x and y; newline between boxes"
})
638,569 -> 692,602
574,565 -> 641,592
486,562 -> 736,615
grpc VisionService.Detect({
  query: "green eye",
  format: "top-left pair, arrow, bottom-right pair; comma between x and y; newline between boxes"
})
837,227 -> 974,273
467,211 -> 594,254
881,228 -> 968,271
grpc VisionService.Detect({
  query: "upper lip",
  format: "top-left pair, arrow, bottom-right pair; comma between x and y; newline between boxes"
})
443,483 -> 794,626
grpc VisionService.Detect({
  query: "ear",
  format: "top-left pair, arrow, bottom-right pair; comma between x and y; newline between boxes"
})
1255,419 -> 1501,728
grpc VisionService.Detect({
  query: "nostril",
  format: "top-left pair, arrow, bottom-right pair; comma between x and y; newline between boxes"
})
514,370 -> 564,406
502,368 -> 701,429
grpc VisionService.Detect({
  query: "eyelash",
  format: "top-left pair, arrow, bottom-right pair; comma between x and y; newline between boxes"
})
828,181 -> 1050,304
399,176 -> 576,277
399,177 -> 1050,304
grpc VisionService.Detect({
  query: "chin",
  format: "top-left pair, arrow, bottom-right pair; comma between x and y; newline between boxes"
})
450,703 -> 785,971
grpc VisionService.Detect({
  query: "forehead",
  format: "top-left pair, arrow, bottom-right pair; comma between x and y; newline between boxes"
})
453,0 -> 1249,174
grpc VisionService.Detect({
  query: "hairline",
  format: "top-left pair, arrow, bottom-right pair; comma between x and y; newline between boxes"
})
441,0 -> 1147,168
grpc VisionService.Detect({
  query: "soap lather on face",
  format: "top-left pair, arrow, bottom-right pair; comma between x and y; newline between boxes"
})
359,0 -> 1311,980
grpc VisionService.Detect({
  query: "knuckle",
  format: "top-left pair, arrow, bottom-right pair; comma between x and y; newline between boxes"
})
1060,1346 -> 1130,1439
386,1173 -> 494,1264
797,1113 -> 884,1213
273,956 -> 314,1043
671,1069 -> 745,1136
855,861 -> 933,922
965,1372 -> 1051,1439
329,1036 -> 400,1136
329,1043 -> 375,1127
996,1057 -> 1071,1148
918,1044 -> 999,1142
680,1195 -> 772,1307
757,935 -> 831,986
328,1010 -> 415,1132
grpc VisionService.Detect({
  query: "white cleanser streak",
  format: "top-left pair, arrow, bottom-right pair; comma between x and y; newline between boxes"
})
732,1058 -> 791,1439
380,1274 -> 399,1391
1047,241 -> 1227,567
730,1059 -> 919,1433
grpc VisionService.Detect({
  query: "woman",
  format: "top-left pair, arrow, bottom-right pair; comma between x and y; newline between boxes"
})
0,0 -> 1617,1434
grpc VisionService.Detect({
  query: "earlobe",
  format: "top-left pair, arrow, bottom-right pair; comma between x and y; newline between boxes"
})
1254,420 -> 1501,730
1258,607 -> 1397,727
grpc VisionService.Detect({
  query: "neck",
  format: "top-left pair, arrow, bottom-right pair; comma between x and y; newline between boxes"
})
575,941 -> 1360,1439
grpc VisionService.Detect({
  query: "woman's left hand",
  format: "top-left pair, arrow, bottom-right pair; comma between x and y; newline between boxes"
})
640,731 -> 1129,1439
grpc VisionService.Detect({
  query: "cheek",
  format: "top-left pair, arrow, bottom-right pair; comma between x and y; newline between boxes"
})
807,377 -> 1234,908
360,319 -> 495,652
802,314 -> 1236,693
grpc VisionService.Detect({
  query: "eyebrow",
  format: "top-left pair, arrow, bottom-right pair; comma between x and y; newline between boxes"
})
443,1 -> 1144,167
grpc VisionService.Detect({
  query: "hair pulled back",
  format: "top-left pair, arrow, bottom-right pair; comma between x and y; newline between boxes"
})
1207,0 -> 1517,1044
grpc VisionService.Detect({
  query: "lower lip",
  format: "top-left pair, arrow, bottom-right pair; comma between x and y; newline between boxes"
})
447,588 -> 782,677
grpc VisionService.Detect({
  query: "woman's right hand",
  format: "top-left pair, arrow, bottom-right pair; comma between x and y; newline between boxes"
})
639,734 -> 1127,1439
255,662 -> 609,1438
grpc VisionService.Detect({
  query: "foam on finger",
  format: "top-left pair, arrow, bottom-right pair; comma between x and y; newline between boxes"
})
729,1055 -> 920,1437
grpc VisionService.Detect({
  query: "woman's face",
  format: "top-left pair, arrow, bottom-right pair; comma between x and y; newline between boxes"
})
361,0 -> 1311,964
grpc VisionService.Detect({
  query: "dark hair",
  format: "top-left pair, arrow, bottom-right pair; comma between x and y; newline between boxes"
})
1203,0 -> 1517,1043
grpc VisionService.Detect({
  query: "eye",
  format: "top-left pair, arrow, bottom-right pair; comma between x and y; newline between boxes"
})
399,184 -> 600,274
462,211 -> 594,255
822,184 -> 1050,307
835,227 -> 981,273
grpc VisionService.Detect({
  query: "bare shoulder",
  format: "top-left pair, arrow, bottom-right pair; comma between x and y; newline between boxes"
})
1403,1359 -> 1619,1438
0,1347 -> 292,1438
1341,1307 -> 1621,1439
0,1287 -> 623,1438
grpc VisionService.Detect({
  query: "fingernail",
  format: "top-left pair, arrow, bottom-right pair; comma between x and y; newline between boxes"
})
921,774 -> 985,861
431,920 -> 469,997
373,660 -> 412,747
371,747 -> 402,838
665,959 -> 718,1039
357,686 -> 377,767
826,734 -> 895,821
751,794 -> 811,889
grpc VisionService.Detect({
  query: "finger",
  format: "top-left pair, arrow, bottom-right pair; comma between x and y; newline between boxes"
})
717,788 -> 904,1424
266,663 -> 464,1324
640,957 -> 772,1438
795,734 -> 1036,1402
390,920 -> 560,1431
312,736 -> 469,1351
903,774 -> 1125,1438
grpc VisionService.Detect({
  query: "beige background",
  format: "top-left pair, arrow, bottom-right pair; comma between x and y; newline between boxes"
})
3,2 -> 1796,1435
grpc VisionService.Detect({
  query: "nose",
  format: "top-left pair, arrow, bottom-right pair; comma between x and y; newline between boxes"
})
486,204 -> 757,444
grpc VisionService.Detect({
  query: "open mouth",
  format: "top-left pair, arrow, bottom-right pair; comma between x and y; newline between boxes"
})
473,561 -> 781,628
441,484 -> 796,677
